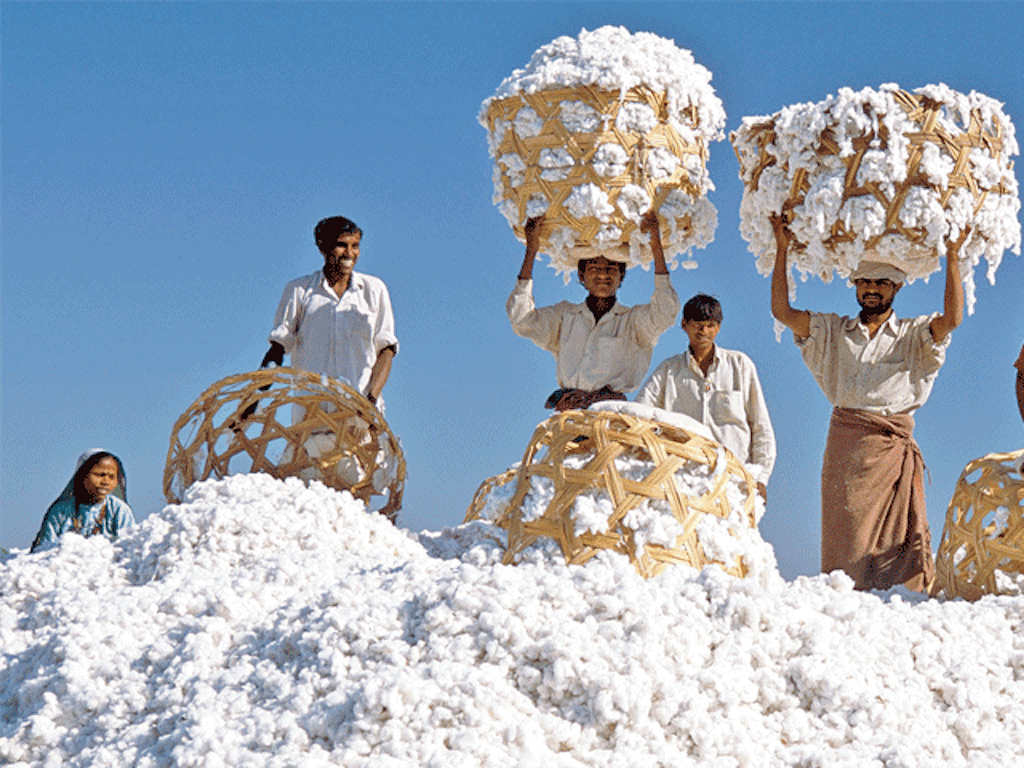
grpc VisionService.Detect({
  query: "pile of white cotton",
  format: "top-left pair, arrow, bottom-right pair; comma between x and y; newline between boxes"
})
480,26 -> 726,278
732,83 -> 1021,314
4,473 -> 1024,767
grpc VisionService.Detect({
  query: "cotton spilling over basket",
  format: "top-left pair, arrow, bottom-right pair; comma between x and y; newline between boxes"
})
931,449 -> 1024,600
480,26 -> 726,280
465,404 -> 770,580
164,368 -> 405,521
731,83 -> 1020,314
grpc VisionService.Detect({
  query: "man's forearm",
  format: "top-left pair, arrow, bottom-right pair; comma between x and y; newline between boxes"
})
365,345 -> 396,403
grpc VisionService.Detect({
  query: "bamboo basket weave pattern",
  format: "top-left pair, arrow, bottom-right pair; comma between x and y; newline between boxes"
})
467,410 -> 759,579
931,450 -> 1024,600
484,84 -> 708,252
164,368 -> 405,521
734,89 -> 1013,255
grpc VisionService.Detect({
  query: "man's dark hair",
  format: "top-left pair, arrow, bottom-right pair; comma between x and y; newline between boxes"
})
683,293 -> 723,324
576,257 -> 627,284
314,216 -> 362,247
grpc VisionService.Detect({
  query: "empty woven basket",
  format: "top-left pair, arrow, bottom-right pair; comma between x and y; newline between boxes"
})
164,368 -> 405,521
466,409 -> 759,579
931,449 -> 1024,600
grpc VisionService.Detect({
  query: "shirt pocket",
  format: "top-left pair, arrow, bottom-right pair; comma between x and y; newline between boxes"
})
710,390 -> 746,427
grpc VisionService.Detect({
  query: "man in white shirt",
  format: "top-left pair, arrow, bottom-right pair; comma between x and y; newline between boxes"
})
770,214 -> 968,592
507,212 -> 680,411
262,216 -> 398,409
636,294 -> 776,499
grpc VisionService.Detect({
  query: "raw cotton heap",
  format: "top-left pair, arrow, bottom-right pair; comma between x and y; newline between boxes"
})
731,83 -> 1021,313
932,449 -> 1024,601
6,473 -> 1024,766
480,26 -> 726,280
164,368 -> 405,521
465,407 -> 770,582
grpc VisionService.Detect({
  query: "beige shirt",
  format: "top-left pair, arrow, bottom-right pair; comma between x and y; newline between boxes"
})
795,311 -> 949,415
636,347 -> 777,485
507,274 -> 679,393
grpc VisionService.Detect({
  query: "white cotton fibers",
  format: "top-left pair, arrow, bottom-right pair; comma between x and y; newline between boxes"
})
480,26 -> 726,280
732,83 -> 1021,314
5,473 -> 1024,766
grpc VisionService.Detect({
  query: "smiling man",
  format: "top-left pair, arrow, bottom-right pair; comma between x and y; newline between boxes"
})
507,211 -> 680,412
261,216 -> 398,410
636,294 -> 776,500
770,215 -> 969,592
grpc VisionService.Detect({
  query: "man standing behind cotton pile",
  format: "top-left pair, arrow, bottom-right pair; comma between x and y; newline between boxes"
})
636,293 -> 776,501
770,215 -> 969,592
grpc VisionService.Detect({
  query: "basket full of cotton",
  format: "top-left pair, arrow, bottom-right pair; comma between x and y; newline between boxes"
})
480,26 -> 726,278
731,83 -> 1021,312
466,404 -> 770,580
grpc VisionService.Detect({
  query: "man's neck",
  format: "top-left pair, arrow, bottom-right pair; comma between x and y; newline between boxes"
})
586,294 -> 616,323
690,344 -> 715,375
325,268 -> 352,295
859,308 -> 893,338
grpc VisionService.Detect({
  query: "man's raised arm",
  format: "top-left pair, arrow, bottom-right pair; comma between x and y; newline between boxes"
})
769,215 -> 810,339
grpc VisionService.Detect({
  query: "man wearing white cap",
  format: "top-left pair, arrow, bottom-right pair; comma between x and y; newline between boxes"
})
769,215 -> 969,592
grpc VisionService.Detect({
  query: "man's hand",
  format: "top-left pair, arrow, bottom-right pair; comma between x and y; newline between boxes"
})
261,342 -> 285,369
640,210 -> 669,275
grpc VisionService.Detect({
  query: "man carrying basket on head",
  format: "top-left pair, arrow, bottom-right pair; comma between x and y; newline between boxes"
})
770,215 -> 970,592
508,211 -> 680,412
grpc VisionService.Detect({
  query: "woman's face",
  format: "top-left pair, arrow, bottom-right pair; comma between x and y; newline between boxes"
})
83,457 -> 119,503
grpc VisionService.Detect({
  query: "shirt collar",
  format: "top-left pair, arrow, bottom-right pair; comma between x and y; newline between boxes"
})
845,310 -> 900,337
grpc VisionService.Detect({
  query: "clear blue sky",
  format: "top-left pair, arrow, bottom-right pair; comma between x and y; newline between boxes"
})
3,1 -> 1022,579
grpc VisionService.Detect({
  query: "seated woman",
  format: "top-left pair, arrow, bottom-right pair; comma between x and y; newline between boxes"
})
507,211 -> 680,411
31,450 -> 135,552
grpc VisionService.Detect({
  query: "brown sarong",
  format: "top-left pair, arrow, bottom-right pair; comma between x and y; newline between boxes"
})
820,408 -> 934,592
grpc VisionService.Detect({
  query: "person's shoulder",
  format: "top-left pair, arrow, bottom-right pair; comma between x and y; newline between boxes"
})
352,271 -> 391,293
716,346 -> 754,364
282,270 -> 323,290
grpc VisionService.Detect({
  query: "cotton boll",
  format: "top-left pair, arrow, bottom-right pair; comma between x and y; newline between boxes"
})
558,100 -> 602,133
525,194 -> 549,219
513,107 -> 544,139
615,101 -> 658,134
646,147 -> 680,180
565,183 -> 615,221
592,143 -> 629,177
499,153 -> 527,187
616,184 -> 651,222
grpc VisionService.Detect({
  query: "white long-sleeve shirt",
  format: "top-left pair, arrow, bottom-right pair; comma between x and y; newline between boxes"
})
507,274 -> 679,393
794,311 -> 947,415
269,270 -> 398,400
636,346 -> 777,485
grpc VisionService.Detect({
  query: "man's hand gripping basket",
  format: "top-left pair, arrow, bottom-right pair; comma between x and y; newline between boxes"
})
480,26 -> 726,277
164,368 -> 405,521
466,409 -> 760,579
931,450 -> 1024,599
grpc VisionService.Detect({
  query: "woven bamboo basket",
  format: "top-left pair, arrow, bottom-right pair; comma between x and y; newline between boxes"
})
483,84 -> 711,262
732,87 -> 1017,279
466,410 -> 759,579
931,450 -> 1024,600
164,368 -> 405,521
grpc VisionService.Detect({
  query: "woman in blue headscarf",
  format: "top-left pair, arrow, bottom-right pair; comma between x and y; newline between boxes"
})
31,449 -> 135,552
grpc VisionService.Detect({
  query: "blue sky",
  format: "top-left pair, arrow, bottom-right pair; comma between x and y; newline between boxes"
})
2,1 -> 1022,579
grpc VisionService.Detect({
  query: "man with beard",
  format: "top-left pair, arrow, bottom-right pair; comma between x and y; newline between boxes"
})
261,216 -> 398,410
769,215 -> 969,592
